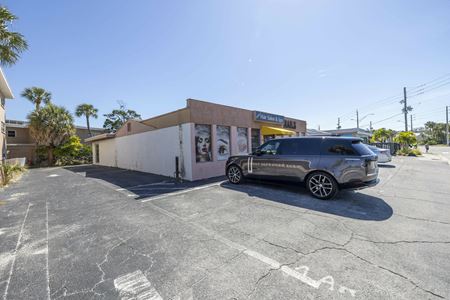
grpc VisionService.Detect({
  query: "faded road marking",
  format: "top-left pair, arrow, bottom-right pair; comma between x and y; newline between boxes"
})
141,181 -> 225,203
47,174 -> 59,178
114,270 -> 163,300
45,202 -> 50,300
146,202 -> 356,297
3,203 -> 31,300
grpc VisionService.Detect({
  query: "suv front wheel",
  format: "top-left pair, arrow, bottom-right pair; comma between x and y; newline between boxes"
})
227,165 -> 243,184
306,172 -> 338,200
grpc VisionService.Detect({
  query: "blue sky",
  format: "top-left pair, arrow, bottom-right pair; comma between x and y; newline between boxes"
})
3,0 -> 450,130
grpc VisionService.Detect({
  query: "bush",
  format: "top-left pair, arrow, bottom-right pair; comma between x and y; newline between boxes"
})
1,163 -> 25,186
410,149 -> 422,156
397,148 -> 422,156
54,136 -> 92,165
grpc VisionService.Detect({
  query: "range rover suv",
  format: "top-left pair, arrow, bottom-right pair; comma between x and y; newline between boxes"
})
225,137 -> 379,199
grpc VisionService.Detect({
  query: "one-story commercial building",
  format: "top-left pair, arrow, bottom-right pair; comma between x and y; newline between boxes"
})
86,99 -> 307,181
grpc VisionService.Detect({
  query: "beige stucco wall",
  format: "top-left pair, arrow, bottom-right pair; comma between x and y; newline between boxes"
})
115,120 -> 155,138
6,144 -> 36,164
141,108 -> 190,129
76,127 -> 104,144
93,138 -> 117,167
0,99 -> 5,159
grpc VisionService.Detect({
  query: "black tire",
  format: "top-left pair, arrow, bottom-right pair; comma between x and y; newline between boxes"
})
227,165 -> 243,184
306,171 -> 339,200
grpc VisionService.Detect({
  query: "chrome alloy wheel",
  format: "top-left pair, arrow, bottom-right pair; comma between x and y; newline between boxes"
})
227,166 -> 242,184
308,174 -> 334,198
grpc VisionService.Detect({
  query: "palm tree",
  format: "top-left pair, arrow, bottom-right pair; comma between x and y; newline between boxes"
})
21,87 -> 52,110
0,7 -> 28,66
75,103 -> 98,136
28,104 -> 75,165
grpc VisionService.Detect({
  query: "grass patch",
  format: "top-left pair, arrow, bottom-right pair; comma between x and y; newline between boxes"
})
1,163 -> 26,187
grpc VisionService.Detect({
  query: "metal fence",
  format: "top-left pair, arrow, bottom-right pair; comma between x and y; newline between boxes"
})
369,142 -> 401,155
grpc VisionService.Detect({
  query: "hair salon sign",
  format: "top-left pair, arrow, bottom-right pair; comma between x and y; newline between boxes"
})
254,111 -> 284,124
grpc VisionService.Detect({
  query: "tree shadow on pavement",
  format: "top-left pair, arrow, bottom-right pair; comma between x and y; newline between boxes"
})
221,180 -> 393,221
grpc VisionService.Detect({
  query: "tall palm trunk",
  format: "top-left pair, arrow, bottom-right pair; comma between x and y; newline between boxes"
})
86,115 -> 91,136
47,147 -> 54,166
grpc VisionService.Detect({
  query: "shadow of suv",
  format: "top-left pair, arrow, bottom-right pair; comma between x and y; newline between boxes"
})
225,136 -> 379,199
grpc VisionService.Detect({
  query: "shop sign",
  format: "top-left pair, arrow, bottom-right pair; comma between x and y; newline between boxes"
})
254,111 -> 284,124
284,120 -> 296,129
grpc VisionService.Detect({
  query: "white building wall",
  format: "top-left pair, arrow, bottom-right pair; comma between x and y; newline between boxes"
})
101,124 -> 193,180
94,138 -> 117,167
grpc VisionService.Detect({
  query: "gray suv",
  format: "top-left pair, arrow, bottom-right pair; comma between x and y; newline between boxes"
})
225,137 -> 379,199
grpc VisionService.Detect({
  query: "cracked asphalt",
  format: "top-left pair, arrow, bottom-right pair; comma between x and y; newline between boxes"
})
1,154 -> 449,299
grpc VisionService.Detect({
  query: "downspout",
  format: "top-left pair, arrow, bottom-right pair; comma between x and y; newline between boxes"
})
178,124 -> 185,180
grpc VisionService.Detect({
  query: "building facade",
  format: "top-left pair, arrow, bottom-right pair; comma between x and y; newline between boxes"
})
6,119 -> 104,164
0,68 -> 14,161
87,99 -> 307,181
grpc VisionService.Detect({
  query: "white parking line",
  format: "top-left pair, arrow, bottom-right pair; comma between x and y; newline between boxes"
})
146,202 -> 357,297
45,202 -> 50,300
114,270 -> 163,300
141,181 -> 225,203
3,203 -> 31,300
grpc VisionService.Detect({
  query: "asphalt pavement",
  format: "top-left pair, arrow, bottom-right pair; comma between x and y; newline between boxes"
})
0,155 -> 449,299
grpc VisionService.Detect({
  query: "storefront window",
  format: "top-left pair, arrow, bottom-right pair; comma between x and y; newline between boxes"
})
195,124 -> 212,162
237,127 -> 248,155
216,125 -> 230,161
251,129 -> 260,151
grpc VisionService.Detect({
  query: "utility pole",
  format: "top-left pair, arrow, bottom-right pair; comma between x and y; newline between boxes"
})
446,106 -> 449,146
403,87 -> 408,131
410,114 -> 413,132
356,109 -> 359,129
337,118 -> 341,130
370,121 -> 373,132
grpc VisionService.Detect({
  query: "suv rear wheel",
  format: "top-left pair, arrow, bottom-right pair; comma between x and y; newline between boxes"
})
227,165 -> 243,184
306,172 -> 338,200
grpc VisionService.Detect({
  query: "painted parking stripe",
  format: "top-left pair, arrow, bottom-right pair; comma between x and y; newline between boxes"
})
141,181 -> 225,203
114,270 -> 162,300
3,203 -> 31,300
146,202 -> 357,297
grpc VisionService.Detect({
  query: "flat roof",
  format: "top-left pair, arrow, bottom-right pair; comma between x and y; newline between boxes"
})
5,119 -> 104,131
0,67 -> 13,99
85,133 -> 116,143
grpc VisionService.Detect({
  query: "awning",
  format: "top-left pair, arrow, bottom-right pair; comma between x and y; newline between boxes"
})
261,126 -> 296,136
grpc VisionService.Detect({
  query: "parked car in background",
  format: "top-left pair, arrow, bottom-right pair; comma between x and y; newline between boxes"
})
367,145 -> 392,163
226,137 -> 379,199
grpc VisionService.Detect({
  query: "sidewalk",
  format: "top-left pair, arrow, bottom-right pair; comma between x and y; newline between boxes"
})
420,145 -> 450,165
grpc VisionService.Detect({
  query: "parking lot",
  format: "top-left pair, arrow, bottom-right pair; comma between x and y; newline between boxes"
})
1,155 -> 449,299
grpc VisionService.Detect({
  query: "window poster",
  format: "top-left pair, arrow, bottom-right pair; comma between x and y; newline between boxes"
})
195,124 -> 212,162
216,126 -> 230,160
237,127 -> 248,155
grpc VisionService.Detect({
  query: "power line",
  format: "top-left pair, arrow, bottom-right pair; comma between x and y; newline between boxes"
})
408,73 -> 450,93
360,112 -> 403,128
408,80 -> 450,99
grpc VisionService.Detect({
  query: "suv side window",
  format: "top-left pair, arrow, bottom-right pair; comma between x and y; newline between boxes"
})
321,139 -> 357,156
278,140 -> 297,155
259,140 -> 281,155
278,139 -> 322,155
297,139 -> 322,155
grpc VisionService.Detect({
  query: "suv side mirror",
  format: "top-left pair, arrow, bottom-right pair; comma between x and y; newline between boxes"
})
254,149 -> 262,156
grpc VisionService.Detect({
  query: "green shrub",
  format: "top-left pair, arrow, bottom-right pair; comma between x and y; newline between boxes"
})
1,163 -> 25,186
54,136 -> 92,165
396,148 -> 422,156
410,149 -> 422,156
